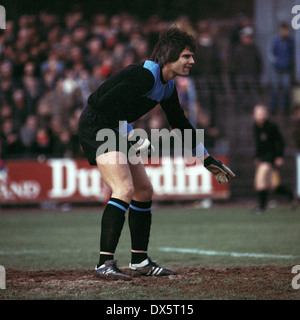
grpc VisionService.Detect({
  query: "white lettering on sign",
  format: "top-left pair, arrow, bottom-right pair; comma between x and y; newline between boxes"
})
48,159 -> 102,198
47,157 -> 212,199
0,169 -> 40,200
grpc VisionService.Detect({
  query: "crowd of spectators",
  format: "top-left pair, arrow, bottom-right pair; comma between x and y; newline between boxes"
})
0,10 -> 164,160
0,9 -> 296,162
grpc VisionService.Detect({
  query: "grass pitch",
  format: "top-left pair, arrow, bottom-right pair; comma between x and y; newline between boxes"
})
0,203 -> 299,300
1,204 -> 299,269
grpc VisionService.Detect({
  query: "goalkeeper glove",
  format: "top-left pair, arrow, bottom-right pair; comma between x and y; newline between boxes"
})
204,155 -> 236,184
115,121 -> 154,157
128,130 -> 155,157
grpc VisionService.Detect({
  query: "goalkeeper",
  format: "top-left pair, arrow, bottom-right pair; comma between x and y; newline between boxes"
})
78,27 -> 235,280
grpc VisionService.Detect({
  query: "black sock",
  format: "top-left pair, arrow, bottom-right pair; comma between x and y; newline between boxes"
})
98,198 -> 129,267
129,200 -> 152,264
258,190 -> 268,210
274,185 -> 294,201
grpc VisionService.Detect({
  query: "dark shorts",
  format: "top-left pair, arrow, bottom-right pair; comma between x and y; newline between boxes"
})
78,105 -> 130,166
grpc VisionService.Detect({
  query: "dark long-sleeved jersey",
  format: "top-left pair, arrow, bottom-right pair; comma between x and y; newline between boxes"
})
254,120 -> 284,163
86,61 -> 196,140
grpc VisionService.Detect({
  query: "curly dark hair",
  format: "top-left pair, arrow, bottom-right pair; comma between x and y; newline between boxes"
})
150,27 -> 196,68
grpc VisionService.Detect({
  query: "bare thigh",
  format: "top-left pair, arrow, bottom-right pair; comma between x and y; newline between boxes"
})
254,162 -> 273,191
96,151 -> 134,203
129,159 -> 153,202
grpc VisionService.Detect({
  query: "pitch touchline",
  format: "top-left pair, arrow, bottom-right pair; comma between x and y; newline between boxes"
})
1,248 -> 298,259
159,247 -> 299,259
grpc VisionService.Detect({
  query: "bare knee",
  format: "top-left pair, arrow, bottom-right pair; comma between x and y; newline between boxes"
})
112,182 -> 134,203
133,182 -> 153,202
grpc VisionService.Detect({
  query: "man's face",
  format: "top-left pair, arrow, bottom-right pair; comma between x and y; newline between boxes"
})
253,106 -> 268,125
167,48 -> 195,77
241,35 -> 253,45
279,27 -> 289,38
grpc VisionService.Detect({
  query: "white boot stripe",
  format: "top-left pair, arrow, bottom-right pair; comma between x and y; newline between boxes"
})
106,269 -> 114,274
153,267 -> 161,275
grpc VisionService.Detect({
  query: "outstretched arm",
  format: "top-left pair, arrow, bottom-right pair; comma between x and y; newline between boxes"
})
161,88 -> 236,183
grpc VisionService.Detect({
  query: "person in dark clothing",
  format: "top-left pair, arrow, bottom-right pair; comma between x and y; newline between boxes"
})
230,13 -> 251,49
78,28 -> 235,280
292,106 -> 300,151
231,27 -> 262,112
190,29 -> 222,125
30,127 -> 55,159
253,104 -> 294,214
1,118 -> 25,159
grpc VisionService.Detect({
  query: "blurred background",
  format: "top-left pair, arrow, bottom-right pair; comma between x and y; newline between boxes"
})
1,0 -> 300,207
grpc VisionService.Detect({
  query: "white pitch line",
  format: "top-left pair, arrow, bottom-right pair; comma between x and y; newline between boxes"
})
160,247 -> 300,259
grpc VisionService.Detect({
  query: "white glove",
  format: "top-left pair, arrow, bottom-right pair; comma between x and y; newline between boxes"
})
128,130 -> 155,156
135,137 -> 155,155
